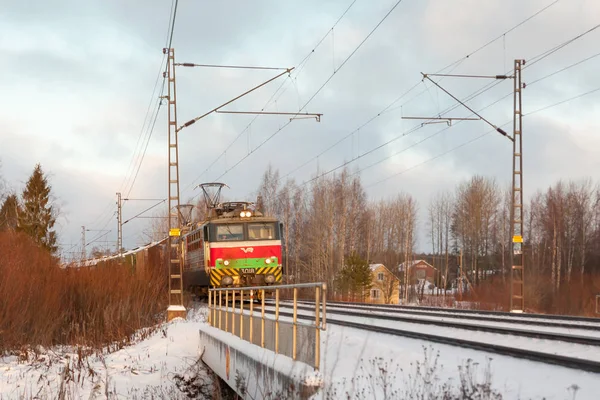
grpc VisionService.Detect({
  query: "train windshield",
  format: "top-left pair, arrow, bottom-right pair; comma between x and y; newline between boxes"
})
247,222 -> 277,240
215,224 -> 244,241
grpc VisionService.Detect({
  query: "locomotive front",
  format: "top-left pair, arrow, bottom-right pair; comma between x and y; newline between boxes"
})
207,203 -> 283,288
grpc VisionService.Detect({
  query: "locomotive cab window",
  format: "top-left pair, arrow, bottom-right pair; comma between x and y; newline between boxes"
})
215,224 -> 244,241
247,223 -> 277,240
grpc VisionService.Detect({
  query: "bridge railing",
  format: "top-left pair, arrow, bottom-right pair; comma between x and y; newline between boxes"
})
208,282 -> 327,369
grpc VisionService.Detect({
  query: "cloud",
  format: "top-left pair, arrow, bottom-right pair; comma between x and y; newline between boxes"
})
1,0 -> 599,253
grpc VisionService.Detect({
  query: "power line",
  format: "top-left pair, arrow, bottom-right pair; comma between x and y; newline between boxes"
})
365,84 -> 600,188
282,21 -> 600,191
176,63 -> 289,70
268,0 -> 562,189
123,0 -> 179,198
365,122 -> 510,189
181,0 -> 360,195
123,199 -> 166,225
81,1 -> 178,252
525,22 -> 600,69
524,86 -> 600,115
300,84 -> 513,187
528,50 -> 600,86
211,0 -> 407,186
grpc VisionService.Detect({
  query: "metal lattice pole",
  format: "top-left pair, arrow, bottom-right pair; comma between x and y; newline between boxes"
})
116,192 -> 123,257
164,47 -> 185,320
510,59 -> 525,313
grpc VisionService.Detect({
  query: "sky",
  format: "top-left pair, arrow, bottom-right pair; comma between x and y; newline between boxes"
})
1,0 -> 599,258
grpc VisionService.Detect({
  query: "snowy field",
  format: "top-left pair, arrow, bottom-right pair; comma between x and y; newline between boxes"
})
1,303 -> 599,399
320,324 -> 600,399
0,307 -> 217,399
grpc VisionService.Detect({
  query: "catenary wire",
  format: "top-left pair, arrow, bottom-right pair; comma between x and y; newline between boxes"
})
366,84 -> 600,188
267,0 -> 564,188
209,0 -> 407,188
181,0 -> 359,195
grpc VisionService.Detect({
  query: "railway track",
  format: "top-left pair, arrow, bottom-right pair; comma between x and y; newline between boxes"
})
232,301 -> 600,373
282,300 -> 600,332
304,299 -> 600,324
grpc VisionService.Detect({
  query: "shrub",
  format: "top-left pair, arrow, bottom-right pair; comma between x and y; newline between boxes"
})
0,231 -> 168,354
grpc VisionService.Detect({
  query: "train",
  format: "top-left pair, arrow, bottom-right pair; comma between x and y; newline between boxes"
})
179,198 -> 284,297
72,183 -> 284,298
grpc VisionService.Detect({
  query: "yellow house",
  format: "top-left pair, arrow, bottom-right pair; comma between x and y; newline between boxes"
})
368,264 -> 400,304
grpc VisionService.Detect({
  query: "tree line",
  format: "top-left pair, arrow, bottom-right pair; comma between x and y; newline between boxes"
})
254,165 -> 600,298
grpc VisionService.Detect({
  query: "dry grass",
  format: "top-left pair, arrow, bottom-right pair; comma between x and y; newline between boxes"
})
461,273 -> 600,316
0,231 -> 168,354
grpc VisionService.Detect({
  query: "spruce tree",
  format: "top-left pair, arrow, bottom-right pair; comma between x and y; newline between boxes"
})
17,163 -> 57,253
336,253 -> 372,301
0,194 -> 20,231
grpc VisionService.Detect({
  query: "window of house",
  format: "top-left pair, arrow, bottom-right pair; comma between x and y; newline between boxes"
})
370,289 -> 380,299
416,269 -> 426,279
377,272 -> 384,282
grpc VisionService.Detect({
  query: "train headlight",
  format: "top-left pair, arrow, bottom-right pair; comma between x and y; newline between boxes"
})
265,274 -> 275,284
265,258 -> 272,264
223,260 -> 230,266
239,211 -> 252,218
221,275 -> 233,285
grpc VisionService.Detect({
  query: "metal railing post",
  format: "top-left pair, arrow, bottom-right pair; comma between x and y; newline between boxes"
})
322,283 -> 327,330
249,290 -> 254,344
208,288 -> 212,325
240,290 -> 244,340
315,285 -> 321,369
225,290 -> 229,333
293,287 -> 297,360
218,291 -> 222,330
212,290 -> 216,326
261,289 -> 265,348
275,288 -> 280,354
232,290 -> 236,335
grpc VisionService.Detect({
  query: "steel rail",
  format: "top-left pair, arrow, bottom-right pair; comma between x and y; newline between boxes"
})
293,299 -> 600,323
268,303 -> 600,346
282,300 -> 600,331
245,305 -> 600,374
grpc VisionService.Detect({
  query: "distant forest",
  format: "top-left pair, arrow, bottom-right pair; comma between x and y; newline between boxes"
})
252,165 -> 600,302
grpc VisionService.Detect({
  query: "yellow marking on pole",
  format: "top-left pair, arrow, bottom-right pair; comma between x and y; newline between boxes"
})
512,235 -> 523,243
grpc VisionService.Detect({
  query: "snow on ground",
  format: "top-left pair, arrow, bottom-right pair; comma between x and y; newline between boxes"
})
320,323 -> 600,399
275,303 -> 600,337
288,300 -> 600,328
0,306 -> 216,400
3,301 -> 599,399
252,305 -> 600,362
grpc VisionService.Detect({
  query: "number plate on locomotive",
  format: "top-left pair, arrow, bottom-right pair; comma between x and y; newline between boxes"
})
240,268 -> 255,274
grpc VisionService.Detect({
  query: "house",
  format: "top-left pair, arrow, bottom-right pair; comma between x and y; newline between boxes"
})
398,260 -> 438,284
368,264 -> 400,304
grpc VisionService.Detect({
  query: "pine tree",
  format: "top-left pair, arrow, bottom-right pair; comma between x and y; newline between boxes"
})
17,164 -> 57,253
336,253 -> 372,301
0,193 -> 20,231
